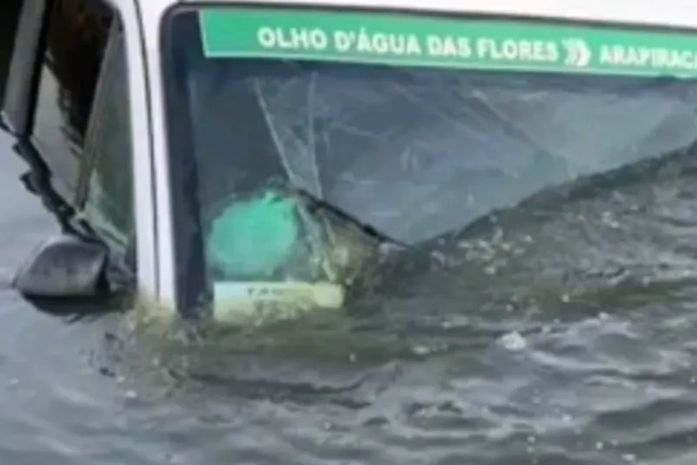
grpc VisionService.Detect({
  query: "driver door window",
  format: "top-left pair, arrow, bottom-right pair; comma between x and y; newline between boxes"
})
79,18 -> 135,273
31,0 -> 113,200
0,0 -> 23,104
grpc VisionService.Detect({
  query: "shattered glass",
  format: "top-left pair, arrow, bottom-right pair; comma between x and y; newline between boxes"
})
252,69 -> 697,244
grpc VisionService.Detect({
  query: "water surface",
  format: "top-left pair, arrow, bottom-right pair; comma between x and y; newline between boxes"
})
4,130 -> 697,465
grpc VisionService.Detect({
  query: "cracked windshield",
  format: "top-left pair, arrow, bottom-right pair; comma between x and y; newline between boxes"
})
168,9 -> 697,321
5,3 -> 697,465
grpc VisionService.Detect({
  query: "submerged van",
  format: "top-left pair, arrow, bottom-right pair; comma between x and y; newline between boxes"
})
2,0 -> 697,322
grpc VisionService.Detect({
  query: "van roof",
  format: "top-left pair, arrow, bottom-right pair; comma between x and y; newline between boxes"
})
130,0 -> 697,30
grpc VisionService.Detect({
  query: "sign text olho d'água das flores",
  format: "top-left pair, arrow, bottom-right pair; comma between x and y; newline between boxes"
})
200,9 -> 697,78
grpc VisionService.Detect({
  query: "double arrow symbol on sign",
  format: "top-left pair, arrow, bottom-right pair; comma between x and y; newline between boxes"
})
563,39 -> 592,67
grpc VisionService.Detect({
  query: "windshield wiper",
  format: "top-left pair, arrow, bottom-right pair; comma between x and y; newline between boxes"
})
292,187 -> 408,250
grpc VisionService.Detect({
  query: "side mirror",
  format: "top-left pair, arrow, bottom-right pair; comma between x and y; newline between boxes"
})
13,234 -> 109,298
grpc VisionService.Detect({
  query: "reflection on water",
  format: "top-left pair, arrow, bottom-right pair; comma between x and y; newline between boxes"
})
5,119 -> 697,462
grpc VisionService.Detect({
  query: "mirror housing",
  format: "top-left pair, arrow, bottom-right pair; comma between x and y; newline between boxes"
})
13,234 -> 109,298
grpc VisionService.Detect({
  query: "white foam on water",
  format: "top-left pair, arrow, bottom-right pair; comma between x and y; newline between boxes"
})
499,331 -> 528,351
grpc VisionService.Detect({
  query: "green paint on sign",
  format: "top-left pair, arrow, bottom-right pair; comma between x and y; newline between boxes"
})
199,8 -> 697,79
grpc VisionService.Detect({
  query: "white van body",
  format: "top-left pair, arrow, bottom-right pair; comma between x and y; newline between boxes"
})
5,0 -> 697,320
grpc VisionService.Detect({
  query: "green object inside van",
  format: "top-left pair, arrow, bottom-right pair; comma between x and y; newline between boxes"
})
207,191 -> 298,278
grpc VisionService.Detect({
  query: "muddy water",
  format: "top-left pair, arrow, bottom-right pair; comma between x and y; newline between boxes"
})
2,118 -> 697,465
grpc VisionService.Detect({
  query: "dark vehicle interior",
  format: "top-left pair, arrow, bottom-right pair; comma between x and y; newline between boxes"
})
0,0 -> 23,113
